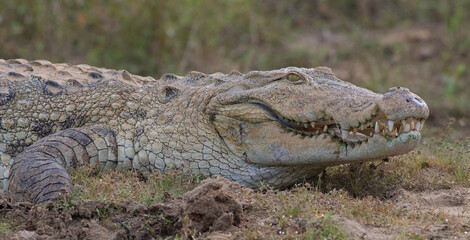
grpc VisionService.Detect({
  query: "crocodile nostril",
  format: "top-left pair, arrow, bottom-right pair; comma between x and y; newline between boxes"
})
407,97 -> 424,106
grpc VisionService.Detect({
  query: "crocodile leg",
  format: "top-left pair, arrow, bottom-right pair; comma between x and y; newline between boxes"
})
7,126 -> 117,204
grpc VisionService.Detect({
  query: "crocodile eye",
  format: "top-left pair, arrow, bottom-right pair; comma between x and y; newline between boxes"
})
287,73 -> 301,82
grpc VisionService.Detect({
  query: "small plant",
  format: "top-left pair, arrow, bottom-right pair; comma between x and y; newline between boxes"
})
0,222 -> 13,236
304,212 -> 346,240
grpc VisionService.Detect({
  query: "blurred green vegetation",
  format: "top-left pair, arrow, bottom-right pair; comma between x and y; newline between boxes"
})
1,0 -> 469,130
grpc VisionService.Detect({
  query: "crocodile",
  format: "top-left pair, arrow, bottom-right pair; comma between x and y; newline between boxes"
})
0,59 -> 429,203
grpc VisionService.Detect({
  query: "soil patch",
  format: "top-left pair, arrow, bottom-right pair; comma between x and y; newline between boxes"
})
337,187 -> 470,239
0,176 -> 252,239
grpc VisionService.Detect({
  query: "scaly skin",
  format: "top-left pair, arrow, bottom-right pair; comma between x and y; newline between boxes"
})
0,59 -> 429,203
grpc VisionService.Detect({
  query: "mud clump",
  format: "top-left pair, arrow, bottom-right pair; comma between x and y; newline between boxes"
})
0,176 -> 252,239
182,176 -> 245,232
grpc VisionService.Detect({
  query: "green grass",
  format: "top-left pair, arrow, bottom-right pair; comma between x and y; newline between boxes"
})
303,212 -> 345,240
68,167 -> 202,206
0,222 -> 13,236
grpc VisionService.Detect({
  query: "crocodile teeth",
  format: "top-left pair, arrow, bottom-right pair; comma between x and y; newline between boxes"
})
404,123 -> 411,132
388,120 -> 394,131
281,114 -> 425,143
341,130 -> 349,140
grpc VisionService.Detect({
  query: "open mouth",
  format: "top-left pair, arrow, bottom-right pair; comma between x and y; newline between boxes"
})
251,102 -> 425,144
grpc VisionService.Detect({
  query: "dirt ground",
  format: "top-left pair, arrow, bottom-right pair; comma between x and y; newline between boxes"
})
336,187 -> 470,239
0,176 -> 252,240
1,174 -> 470,240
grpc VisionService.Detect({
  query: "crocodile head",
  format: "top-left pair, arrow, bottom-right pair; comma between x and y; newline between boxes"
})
207,67 -> 429,167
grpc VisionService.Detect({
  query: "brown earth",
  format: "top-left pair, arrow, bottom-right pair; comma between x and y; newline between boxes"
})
2,173 -> 470,239
0,176 -> 253,240
336,187 -> 470,239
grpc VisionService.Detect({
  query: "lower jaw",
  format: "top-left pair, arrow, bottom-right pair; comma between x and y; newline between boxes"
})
283,130 -> 422,167
335,130 -> 421,163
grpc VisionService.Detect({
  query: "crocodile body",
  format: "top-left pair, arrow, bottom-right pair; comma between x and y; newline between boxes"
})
0,59 -> 429,203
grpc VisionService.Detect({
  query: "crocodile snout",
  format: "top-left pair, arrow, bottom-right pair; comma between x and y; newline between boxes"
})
379,87 -> 429,121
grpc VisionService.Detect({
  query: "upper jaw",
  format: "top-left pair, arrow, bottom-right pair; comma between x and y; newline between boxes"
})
260,86 -> 429,144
